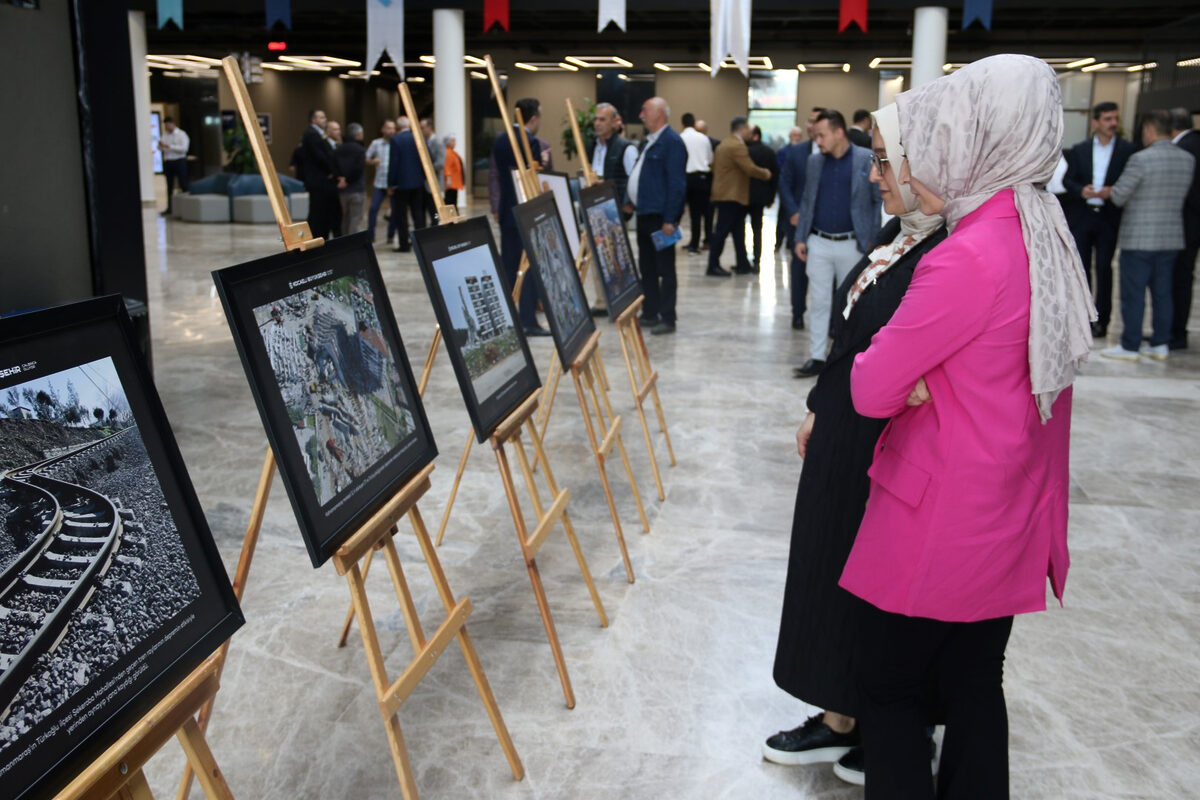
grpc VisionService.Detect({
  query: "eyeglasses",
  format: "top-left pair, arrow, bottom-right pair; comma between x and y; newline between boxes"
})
871,152 -> 890,172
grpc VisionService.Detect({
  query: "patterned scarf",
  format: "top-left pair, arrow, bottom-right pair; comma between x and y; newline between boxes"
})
896,54 -> 1096,422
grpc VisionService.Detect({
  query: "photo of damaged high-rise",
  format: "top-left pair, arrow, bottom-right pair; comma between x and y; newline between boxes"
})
253,273 -> 416,507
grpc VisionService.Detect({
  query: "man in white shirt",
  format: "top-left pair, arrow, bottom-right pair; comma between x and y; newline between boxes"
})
365,119 -> 396,243
158,117 -> 190,216
679,113 -> 714,254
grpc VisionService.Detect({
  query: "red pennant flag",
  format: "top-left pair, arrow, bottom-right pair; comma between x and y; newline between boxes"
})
839,0 -> 868,32
484,0 -> 509,31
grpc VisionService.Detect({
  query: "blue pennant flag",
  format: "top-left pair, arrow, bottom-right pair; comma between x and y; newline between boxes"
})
266,0 -> 291,29
158,0 -> 183,30
962,0 -> 993,30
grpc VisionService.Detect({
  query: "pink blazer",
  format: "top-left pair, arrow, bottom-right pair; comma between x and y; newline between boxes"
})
840,189 -> 1071,623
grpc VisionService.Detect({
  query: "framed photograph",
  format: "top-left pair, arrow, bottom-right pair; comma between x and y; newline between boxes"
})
578,183 -> 643,320
513,193 -> 595,366
510,169 -> 581,261
412,217 -> 541,443
212,232 -> 437,568
0,295 -> 242,800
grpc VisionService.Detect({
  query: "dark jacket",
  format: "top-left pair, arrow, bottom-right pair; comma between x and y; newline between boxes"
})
1176,129 -> 1200,234
778,140 -> 814,219
387,130 -> 424,191
299,125 -> 339,192
632,125 -> 687,223
848,127 -> 872,149
491,126 -> 543,229
1061,135 -> 1136,226
747,139 -> 779,208
794,145 -> 882,253
335,139 -> 366,193
587,133 -> 633,207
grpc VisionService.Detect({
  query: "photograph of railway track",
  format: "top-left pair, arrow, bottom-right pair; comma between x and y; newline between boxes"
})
0,358 -> 201,760
252,272 -> 417,507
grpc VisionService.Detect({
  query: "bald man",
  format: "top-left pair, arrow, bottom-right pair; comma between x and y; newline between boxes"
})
626,96 -> 687,334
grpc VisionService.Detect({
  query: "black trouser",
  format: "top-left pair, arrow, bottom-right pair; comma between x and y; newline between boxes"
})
790,252 -> 808,324
424,189 -> 440,225
1171,229 -> 1198,344
163,159 -> 188,211
307,187 -> 339,240
709,201 -> 750,272
776,214 -> 795,253
855,599 -> 1014,800
637,213 -> 677,323
1070,208 -> 1118,327
685,172 -> 712,249
444,188 -> 458,208
390,187 -> 425,248
501,219 -> 539,329
748,203 -> 766,267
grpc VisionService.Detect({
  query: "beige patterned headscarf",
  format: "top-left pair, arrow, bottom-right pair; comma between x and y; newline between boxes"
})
896,54 -> 1096,422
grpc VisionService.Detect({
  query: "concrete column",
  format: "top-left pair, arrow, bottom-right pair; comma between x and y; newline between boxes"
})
433,9 -> 468,196
127,10 -> 154,204
911,7 -> 949,90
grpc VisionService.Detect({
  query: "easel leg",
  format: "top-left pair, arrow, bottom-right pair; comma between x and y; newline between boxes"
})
381,536 -> 429,655
408,506 -> 524,780
532,356 -> 563,473
596,370 -> 651,534
417,326 -> 443,398
434,433 -> 475,547
337,546 -> 376,647
630,320 -> 677,467
114,770 -> 153,800
619,321 -> 666,501
176,717 -> 234,800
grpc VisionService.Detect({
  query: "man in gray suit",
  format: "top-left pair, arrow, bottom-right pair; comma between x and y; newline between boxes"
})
420,118 -> 445,225
1101,109 -> 1195,362
792,109 -> 882,377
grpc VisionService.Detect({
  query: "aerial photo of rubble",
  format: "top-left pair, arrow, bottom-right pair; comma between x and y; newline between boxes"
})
253,273 -> 416,506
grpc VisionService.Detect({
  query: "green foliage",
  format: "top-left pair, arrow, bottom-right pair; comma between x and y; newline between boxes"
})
562,98 -> 597,161
223,119 -> 260,175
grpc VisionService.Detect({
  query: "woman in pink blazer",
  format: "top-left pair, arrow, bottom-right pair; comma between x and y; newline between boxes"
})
839,55 -> 1096,799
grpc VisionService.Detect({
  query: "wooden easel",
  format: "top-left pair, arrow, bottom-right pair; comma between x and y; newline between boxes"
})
177,58 -> 524,800
56,657 -> 232,800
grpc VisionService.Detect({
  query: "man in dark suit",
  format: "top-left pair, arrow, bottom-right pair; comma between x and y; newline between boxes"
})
386,118 -> 426,252
490,97 -> 548,335
774,126 -> 804,253
1063,101 -> 1136,338
848,109 -> 872,149
1169,107 -> 1200,350
778,108 -> 824,331
299,109 -> 344,240
626,96 -> 687,334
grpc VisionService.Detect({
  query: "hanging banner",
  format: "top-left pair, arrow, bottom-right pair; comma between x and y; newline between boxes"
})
266,0 -> 291,29
598,0 -> 626,32
838,0 -> 867,32
484,0 -> 509,32
962,0 -> 993,30
367,0 -> 404,78
710,0 -> 750,77
158,0 -> 183,29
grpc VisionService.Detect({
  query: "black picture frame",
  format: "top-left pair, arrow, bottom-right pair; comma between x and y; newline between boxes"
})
513,193 -> 595,366
412,217 -> 541,443
578,183 -> 643,320
0,295 -> 242,800
212,232 -> 438,568
510,169 -> 581,261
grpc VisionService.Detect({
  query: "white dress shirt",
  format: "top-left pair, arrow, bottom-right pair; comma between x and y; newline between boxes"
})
1090,136 -> 1115,207
1173,129 -> 1191,145
626,126 -> 666,207
367,137 -> 391,189
591,135 -> 638,179
679,126 -> 713,173
160,128 -> 189,161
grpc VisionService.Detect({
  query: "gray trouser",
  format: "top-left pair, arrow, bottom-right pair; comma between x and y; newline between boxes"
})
806,234 -> 863,360
340,191 -> 365,235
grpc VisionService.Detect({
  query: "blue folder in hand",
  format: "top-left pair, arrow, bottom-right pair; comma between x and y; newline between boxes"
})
650,227 -> 682,251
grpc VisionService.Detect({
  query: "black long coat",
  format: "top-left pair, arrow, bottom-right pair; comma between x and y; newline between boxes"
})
772,216 -> 947,715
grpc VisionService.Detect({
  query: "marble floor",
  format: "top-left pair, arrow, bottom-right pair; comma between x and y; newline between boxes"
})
130,201 -> 1200,800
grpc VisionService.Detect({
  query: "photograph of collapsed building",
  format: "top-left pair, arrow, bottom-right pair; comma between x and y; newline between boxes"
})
515,193 -> 595,365
579,183 -> 642,320
0,358 -> 200,769
252,273 -> 417,507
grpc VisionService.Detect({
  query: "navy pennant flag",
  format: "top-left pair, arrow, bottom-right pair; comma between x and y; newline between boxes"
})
266,0 -> 291,29
962,0 -> 993,30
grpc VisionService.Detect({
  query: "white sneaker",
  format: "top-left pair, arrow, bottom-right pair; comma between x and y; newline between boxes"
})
1139,343 -> 1169,361
1099,345 -> 1140,361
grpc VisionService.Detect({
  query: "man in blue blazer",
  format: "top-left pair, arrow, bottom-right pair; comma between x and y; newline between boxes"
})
792,109 -> 881,377
386,118 -> 425,252
625,96 -> 687,334
779,108 -> 824,331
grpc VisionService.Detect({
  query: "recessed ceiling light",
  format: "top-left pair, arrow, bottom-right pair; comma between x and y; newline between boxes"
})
1080,62 -> 1109,72
796,63 -> 807,72
1176,56 -> 1200,68
564,55 -> 634,68
843,63 -> 851,72
1065,57 -> 1096,69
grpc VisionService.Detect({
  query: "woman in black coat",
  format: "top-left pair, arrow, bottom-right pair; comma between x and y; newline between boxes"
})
763,104 -> 947,785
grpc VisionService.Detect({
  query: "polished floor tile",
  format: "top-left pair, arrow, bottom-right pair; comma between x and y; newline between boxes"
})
129,203 -> 1200,799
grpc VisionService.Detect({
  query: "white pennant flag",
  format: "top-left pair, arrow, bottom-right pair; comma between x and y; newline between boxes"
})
710,0 -> 751,77
367,0 -> 404,79
598,0 -> 625,32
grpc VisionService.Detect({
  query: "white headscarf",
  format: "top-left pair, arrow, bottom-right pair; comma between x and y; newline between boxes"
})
842,104 -> 943,319
896,54 -> 1096,422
